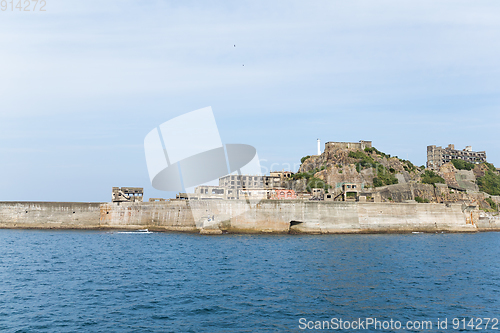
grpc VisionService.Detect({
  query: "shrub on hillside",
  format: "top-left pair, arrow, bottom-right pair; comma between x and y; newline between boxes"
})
451,159 -> 475,171
306,177 -> 330,192
485,197 -> 498,211
421,170 -> 445,186
364,147 -> 390,158
477,164 -> 500,196
415,196 -> 429,203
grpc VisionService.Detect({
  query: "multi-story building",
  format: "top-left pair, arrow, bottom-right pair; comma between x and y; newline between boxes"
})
427,144 -> 486,170
219,174 -> 265,192
218,171 -> 295,196
192,171 -> 301,200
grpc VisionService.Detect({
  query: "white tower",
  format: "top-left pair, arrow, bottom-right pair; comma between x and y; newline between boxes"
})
317,139 -> 321,155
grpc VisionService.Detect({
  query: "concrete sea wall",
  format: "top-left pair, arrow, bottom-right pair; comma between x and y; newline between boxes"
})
0,202 -> 102,229
0,200 -> 488,233
477,216 -> 500,230
100,201 -> 198,232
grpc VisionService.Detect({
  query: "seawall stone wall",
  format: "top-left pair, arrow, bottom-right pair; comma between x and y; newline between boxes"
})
0,202 -> 102,229
100,201 -> 198,232
0,200 -> 488,234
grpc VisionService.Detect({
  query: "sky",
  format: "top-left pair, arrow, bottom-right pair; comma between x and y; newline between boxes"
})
1,0 -> 499,202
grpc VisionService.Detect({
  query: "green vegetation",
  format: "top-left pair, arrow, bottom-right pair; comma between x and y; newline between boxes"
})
346,192 -> 356,198
349,151 -> 369,160
477,163 -> 500,195
348,151 -> 397,187
294,166 -> 331,193
364,147 -> 390,158
485,197 -> 498,211
364,147 -> 374,154
293,169 -> 317,180
350,151 -> 374,173
420,170 -> 445,187
451,159 -> 475,171
374,167 -> 398,187
415,196 -> 430,203
372,178 -> 383,187
300,156 -> 311,164
349,151 -> 375,172
306,177 -> 330,193
400,159 -> 417,172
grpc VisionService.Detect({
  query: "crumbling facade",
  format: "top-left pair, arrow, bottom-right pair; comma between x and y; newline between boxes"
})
325,140 -> 372,151
427,144 -> 486,170
272,189 -> 297,200
112,187 -> 143,202
187,171 -> 306,200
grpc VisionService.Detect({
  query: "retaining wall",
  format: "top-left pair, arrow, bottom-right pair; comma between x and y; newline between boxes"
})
0,202 -> 102,229
0,200 -> 489,233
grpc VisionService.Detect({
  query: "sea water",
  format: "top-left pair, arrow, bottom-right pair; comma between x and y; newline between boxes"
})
0,230 -> 499,332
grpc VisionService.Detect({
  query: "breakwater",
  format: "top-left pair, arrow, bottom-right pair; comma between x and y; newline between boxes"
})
0,200 -> 494,233
0,202 -> 101,229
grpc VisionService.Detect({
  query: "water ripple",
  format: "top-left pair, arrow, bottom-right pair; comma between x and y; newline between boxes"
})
0,231 -> 499,332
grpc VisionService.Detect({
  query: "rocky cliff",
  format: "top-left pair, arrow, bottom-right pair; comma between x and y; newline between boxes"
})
296,144 -> 500,211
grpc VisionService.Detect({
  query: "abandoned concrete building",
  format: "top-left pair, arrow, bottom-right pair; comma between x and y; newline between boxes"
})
341,183 -> 361,201
311,188 -> 325,200
219,175 -> 264,191
427,144 -> 487,170
325,140 -> 372,151
112,187 -> 144,202
189,171 -> 302,200
272,189 -> 297,200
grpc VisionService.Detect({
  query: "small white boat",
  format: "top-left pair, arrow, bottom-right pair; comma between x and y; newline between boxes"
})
117,229 -> 153,234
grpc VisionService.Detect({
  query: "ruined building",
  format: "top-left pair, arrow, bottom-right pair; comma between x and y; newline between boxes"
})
112,187 -> 144,202
325,140 -> 372,151
427,144 -> 486,170
189,171 -> 305,200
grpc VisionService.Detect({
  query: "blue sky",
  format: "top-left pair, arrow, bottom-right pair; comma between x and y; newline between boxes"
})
1,0 -> 499,202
